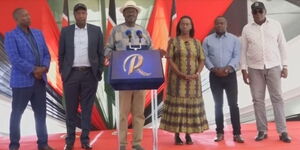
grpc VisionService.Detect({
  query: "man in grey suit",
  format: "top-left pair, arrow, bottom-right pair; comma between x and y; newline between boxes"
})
58,3 -> 104,150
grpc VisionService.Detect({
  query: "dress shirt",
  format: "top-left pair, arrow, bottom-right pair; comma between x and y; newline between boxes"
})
21,27 -> 40,66
240,18 -> 287,70
73,24 -> 90,67
203,32 -> 240,71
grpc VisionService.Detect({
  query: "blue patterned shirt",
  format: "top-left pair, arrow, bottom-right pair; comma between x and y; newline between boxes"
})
203,32 -> 240,71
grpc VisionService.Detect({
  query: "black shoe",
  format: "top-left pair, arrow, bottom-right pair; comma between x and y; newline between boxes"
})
38,145 -> 55,150
81,143 -> 92,150
255,131 -> 267,141
279,132 -> 291,143
214,133 -> 224,142
63,144 -> 73,150
174,133 -> 183,145
233,135 -> 244,143
185,134 -> 193,145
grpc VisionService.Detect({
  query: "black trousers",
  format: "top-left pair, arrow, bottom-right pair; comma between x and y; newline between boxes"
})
63,68 -> 98,145
10,80 -> 48,149
209,72 -> 241,135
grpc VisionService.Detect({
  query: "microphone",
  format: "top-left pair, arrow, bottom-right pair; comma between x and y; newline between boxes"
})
125,29 -> 132,43
136,30 -> 143,43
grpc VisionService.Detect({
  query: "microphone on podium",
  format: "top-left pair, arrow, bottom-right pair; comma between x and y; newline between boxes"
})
125,29 -> 132,43
136,30 -> 143,43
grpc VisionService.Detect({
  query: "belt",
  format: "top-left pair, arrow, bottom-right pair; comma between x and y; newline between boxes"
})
72,67 -> 91,71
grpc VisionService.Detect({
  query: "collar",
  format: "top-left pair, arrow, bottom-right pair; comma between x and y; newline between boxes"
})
214,32 -> 227,38
75,24 -> 87,29
252,17 -> 270,26
17,26 -> 32,34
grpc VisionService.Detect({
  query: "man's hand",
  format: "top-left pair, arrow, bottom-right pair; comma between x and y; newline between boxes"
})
281,68 -> 288,78
33,67 -> 47,80
158,49 -> 166,58
104,56 -> 110,66
241,70 -> 250,85
212,68 -> 228,77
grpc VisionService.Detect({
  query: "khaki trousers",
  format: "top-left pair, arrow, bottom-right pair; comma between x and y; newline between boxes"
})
119,90 -> 146,146
248,66 -> 287,134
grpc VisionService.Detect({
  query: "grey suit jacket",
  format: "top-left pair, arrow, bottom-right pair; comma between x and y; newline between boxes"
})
58,24 -> 104,81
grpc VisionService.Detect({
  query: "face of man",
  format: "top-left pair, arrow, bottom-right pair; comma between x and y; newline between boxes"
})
179,18 -> 192,35
15,9 -> 31,27
123,7 -> 138,24
74,9 -> 87,27
215,17 -> 227,34
252,8 -> 266,23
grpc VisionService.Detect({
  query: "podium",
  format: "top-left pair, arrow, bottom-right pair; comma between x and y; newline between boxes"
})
109,50 -> 164,90
109,49 -> 163,150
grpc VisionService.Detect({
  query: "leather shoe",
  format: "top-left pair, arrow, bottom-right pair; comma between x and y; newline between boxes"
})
63,144 -> 73,150
81,143 -> 92,150
38,145 -> 54,150
255,131 -> 267,141
233,135 -> 244,143
214,133 -> 224,142
9,147 -> 19,150
279,132 -> 291,143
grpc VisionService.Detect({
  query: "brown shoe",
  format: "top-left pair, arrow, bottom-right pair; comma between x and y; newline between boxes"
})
214,133 -> 224,142
233,135 -> 244,143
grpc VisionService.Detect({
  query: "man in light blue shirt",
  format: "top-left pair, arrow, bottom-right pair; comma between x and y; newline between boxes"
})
203,16 -> 244,143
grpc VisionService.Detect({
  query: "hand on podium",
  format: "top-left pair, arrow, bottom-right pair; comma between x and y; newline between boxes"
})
104,56 -> 110,66
158,48 -> 166,58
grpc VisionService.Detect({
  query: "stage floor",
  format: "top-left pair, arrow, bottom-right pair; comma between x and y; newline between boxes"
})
0,122 -> 299,150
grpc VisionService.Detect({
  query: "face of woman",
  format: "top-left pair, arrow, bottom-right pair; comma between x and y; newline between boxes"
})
179,18 -> 192,35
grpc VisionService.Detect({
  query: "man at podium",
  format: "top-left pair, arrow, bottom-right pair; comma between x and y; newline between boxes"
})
104,1 -> 152,150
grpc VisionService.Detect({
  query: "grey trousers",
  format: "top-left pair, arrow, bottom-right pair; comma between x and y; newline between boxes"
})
248,66 -> 287,134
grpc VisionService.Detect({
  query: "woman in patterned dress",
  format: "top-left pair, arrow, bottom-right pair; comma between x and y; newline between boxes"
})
160,16 -> 209,145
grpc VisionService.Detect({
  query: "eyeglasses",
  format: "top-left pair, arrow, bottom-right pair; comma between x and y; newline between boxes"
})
252,9 -> 264,15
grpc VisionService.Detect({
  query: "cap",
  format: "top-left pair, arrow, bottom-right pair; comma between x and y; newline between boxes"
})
73,3 -> 87,12
251,1 -> 265,10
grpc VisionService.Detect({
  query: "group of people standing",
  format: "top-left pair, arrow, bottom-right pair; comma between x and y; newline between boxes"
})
160,1 -> 291,146
4,1 -> 291,150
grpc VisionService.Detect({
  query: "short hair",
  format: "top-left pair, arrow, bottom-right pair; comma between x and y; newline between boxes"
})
214,16 -> 227,24
13,8 -> 25,20
176,16 -> 195,38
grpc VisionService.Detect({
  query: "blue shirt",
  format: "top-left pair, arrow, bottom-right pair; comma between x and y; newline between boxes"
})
203,32 -> 240,71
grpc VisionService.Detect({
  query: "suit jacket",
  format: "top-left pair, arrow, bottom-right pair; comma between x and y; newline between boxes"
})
4,26 -> 50,88
59,24 -> 104,81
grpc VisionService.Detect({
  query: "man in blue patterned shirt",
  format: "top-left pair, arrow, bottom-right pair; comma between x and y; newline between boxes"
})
203,16 -> 244,143
4,8 -> 53,150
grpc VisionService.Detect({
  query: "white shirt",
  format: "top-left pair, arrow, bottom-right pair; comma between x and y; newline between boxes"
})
240,18 -> 287,70
73,24 -> 91,67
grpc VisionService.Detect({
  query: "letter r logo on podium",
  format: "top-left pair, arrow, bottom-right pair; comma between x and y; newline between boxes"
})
123,54 -> 151,76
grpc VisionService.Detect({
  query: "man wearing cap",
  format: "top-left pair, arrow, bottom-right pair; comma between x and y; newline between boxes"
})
5,8 -> 53,150
59,3 -> 104,150
241,1 -> 291,143
105,1 -> 151,150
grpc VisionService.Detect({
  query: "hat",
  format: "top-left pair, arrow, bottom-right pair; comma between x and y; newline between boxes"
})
119,1 -> 141,14
73,3 -> 87,12
251,1 -> 265,10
